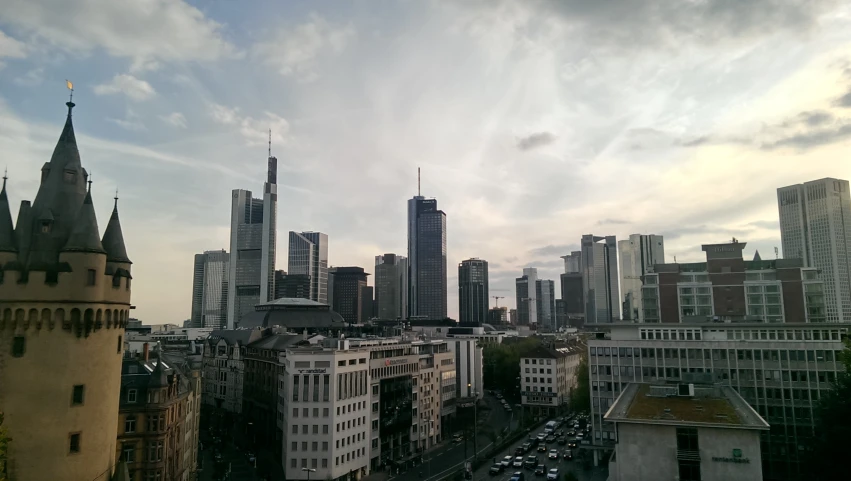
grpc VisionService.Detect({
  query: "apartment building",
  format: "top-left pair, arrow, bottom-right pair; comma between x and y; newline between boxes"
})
588,323 -> 850,480
520,345 -> 582,416
201,330 -> 264,416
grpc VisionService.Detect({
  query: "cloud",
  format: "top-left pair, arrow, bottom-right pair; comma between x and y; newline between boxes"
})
108,109 -> 146,131
209,103 -> 290,146
748,220 -> 778,230
159,112 -> 187,129
0,0 -> 238,67
597,218 -> 629,225
516,131 -> 557,151
527,244 -> 578,257
251,14 -> 356,81
0,29 -> 26,58
94,74 -> 156,101
13,68 -> 43,86
760,123 -> 851,151
837,87 -> 851,107
209,103 -> 240,125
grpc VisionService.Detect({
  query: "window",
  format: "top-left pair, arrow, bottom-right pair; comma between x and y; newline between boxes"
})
122,443 -> 136,462
678,460 -> 701,481
128,389 -> 137,403
113,275 -> 121,288
676,428 -> 699,451
117,335 -> 122,353
292,442 -> 298,452
69,432 -> 82,454
322,459 -> 328,468
86,269 -> 97,286
125,416 -> 136,433
291,459 -> 297,468
72,385 -> 85,405
12,336 -> 25,357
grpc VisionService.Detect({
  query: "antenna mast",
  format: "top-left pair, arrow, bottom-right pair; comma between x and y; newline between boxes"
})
418,167 -> 421,196
268,129 -> 272,158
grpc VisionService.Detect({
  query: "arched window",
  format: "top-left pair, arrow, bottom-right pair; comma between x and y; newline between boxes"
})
40,308 -> 51,329
95,309 -> 103,329
70,308 -> 81,326
105,309 -> 112,328
54,308 -> 65,330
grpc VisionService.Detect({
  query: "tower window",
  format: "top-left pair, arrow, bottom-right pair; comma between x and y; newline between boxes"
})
69,432 -> 81,454
112,275 -> 121,288
40,221 -> 51,233
86,269 -> 96,286
72,385 -> 85,405
126,277 -> 131,290
45,271 -> 59,284
12,336 -> 25,357
117,335 -> 123,353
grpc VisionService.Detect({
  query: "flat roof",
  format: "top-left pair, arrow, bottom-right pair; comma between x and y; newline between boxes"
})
604,383 -> 769,430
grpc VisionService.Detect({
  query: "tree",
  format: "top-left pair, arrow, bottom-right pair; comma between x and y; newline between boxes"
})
0,411 -> 10,481
482,337 -> 540,399
568,356 -> 590,413
807,339 -> 851,481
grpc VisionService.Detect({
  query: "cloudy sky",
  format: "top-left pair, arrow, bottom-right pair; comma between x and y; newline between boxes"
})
2,0 -> 851,324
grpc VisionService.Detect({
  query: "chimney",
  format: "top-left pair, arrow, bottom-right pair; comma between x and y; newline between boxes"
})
143,342 -> 150,362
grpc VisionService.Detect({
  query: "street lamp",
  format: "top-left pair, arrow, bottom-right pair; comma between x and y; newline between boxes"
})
302,467 -> 317,481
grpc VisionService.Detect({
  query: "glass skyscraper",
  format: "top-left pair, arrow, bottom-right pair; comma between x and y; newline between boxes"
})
618,234 -> 665,322
407,196 -> 447,319
191,249 -> 230,328
458,258 -> 489,325
375,254 -> 408,320
581,234 -> 620,323
288,231 -> 329,304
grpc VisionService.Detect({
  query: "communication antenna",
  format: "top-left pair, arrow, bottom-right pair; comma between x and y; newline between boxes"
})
418,167 -> 421,196
268,129 -> 272,158
774,247 -> 779,259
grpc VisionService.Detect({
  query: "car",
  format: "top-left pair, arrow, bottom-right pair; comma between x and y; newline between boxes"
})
537,445 -> 547,453
490,464 -> 505,475
502,456 -> 514,467
453,434 -> 464,443
246,452 -> 256,463
546,468 -> 559,481
521,442 -> 532,452
509,471 -> 525,481
576,432 -> 585,440
563,450 -> 573,461
513,457 -> 524,468
557,437 -> 567,446
548,449 -> 559,460
534,464 -> 547,476
545,435 -> 556,444
567,430 -> 576,437
496,393 -> 504,399
536,433 -> 546,442
524,456 -> 538,469
554,430 -> 563,437
568,441 -> 577,449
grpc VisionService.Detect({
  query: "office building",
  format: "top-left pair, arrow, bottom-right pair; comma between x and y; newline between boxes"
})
536,279 -> 556,331
117,347 -> 201,481
375,254 -> 408,320
605,382 -> 767,481
361,285 -> 375,321
288,231 -> 329,304
581,234 -> 621,323
642,241 -> 825,323
275,270 -> 311,300
488,307 -> 508,324
618,234 -> 664,322
330,267 -> 370,324
190,249 -> 229,328
407,192 -> 447,319
509,309 -> 517,324
458,258 -> 489,325
561,251 -> 581,274
0,100 -> 133,481
519,344 -> 581,416
515,268 -> 538,325
202,330 -> 266,416
778,178 -> 851,321
588,322 -> 849,480
227,153 -> 277,329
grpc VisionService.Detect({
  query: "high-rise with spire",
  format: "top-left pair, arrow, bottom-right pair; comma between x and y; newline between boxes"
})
226,147 -> 277,329
0,100 -> 132,481
407,169 -> 447,319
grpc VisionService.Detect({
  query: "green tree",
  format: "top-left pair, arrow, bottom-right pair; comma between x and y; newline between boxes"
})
483,337 -> 540,399
569,356 -> 590,413
808,339 -> 851,481
0,411 -> 10,481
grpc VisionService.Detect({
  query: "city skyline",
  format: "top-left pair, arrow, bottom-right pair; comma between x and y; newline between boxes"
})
3,1 -> 851,323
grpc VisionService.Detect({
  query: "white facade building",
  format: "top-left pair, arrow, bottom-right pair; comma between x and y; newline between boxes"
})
520,345 -> 581,414
618,234 -> 664,322
445,338 -> 484,399
778,178 -> 851,322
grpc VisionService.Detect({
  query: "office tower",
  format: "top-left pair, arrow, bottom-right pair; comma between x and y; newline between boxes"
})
0,100 -> 133,480
561,251 -> 581,274
778,178 -> 851,322
407,182 -> 448,319
514,267 -> 538,325
618,234 -> 665,322
190,249 -> 229,328
642,240 -> 824,323
226,153 -> 277,329
581,234 -> 620,323
536,279 -> 556,330
287,231 -> 329,304
375,254 -> 408,319
458,258 -> 489,325
329,267 -> 369,324
488,307 -> 508,323
361,285 -> 374,321
273,269 -> 311,300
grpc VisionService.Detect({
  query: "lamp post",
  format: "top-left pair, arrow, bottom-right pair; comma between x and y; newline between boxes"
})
302,467 -> 316,481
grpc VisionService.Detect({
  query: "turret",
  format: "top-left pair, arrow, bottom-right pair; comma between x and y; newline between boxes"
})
0,171 -> 16,264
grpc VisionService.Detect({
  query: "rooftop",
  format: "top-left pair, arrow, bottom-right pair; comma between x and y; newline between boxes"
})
604,383 -> 768,430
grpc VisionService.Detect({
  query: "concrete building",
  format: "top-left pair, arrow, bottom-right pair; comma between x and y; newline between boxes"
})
605,382 -> 768,481
407,194 -> 447,320
125,327 -> 210,356
375,254 -> 408,320
445,337 -> 484,399
288,231 -> 329,304
519,344 -> 581,415
275,270 -> 311,300
330,267 -> 370,325
641,241 -> 825,323
515,268 -> 538,326
0,100 -> 132,481
581,234 -> 620,323
190,249 -> 229,328
536,279 -> 556,331
618,234 -> 664,322
587,322 -> 850,480
778,178 -> 851,322
202,330 -> 266,416
117,347 -> 202,481
458,258 -> 489,325
227,154 -> 277,329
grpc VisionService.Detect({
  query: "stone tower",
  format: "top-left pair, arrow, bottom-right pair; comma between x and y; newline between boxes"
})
0,100 -> 132,481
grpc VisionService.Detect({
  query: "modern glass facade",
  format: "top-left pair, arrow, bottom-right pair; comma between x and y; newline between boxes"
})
375,254 -> 408,320
288,231 -> 329,304
191,249 -> 229,329
618,234 -> 665,322
536,279 -> 556,330
581,234 -> 620,323
458,258 -> 489,325
407,197 -> 447,319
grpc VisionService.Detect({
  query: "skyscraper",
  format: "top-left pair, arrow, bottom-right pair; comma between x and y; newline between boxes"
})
273,269 -> 311,300
458,258 -> 489,325
190,249 -> 229,328
618,234 -> 665,322
375,253 -> 408,319
515,267 -> 538,325
407,186 -> 447,319
536,279 -> 556,330
288,231 -> 329,304
581,234 -> 620,323
778,178 -> 851,322
226,153 -> 277,329
560,251 -> 584,324
329,267 -> 369,324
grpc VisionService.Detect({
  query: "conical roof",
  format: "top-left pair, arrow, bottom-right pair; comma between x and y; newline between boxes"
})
62,188 -> 106,254
0,174 -> 15,252
753,250 -> 762,262
149,358 -> 170,388
102,197 -> 131,263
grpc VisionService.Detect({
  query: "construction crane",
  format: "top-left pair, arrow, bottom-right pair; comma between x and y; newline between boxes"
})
492,296 -> 505,308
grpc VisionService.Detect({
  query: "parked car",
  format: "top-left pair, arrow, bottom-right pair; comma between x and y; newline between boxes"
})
563,450 -> 573,461
537,445 -> 547,453
513,457 -> 524,468
534,464 -> 547,476
509,471 -> 525,481
548,449 -> 559,460
502,456 -> 514,467
490,464 -> 505,475
524,456 -> 538,469
546,468 -> 559,481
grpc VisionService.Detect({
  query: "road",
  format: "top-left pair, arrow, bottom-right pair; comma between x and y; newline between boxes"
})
386,393 -> 516,481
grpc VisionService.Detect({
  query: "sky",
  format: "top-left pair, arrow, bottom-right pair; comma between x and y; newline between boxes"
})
2,0 -> 851,324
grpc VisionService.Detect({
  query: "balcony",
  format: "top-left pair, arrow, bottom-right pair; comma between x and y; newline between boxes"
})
676,449 -> 701,462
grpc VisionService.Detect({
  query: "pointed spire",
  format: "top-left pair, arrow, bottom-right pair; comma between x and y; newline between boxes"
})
149,354 -> 170,388
0,169 -> 16,253
102,191 -> 131,263
62,188 -> 106,254
753,250 -> 762,262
